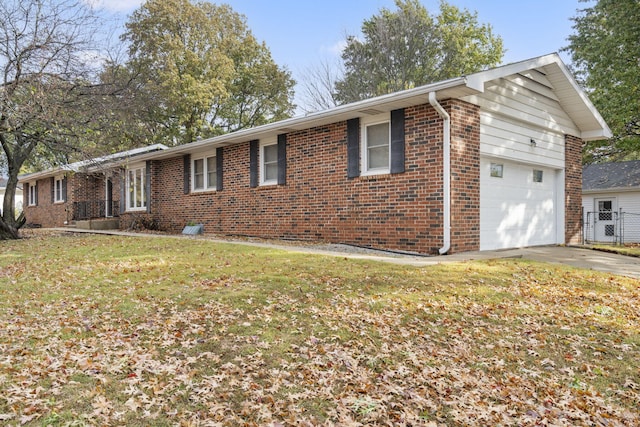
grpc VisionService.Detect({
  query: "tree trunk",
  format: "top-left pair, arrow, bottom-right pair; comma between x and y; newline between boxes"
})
1,164 -> 25,239
2,171 -> 19,223
0,218 -> 19,240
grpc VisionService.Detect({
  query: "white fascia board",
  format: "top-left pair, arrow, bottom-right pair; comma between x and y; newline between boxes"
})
546,56 -> 612,139
583,187 -> 640,194
131,77 -> 469,163
17,144 -> 170,183
18,164 -> 77,183
582,129 -> 614,141
465,53 -> 563,93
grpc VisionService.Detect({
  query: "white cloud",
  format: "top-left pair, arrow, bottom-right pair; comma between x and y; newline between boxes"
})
322,39 -> 347,57
83,0 -> 143,13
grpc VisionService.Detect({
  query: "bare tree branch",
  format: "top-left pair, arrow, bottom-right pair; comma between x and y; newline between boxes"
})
298,57 -> 343,114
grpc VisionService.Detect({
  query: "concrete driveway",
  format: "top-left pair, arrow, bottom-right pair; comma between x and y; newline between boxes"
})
271,243 -> 640,279
413,246 -> 640,279
215,239 -> 640,279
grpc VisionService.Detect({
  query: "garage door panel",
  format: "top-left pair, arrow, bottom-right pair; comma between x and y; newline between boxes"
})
480,158 -> 557,250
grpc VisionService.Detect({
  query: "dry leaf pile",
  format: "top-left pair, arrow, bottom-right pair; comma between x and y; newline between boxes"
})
0,232 -> 639,426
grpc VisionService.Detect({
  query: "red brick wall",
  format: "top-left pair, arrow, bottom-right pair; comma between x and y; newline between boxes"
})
448,100 -> 481,253
565,134 -> 583,245
120,100 -> 481,254
23,172 -> 123,228
74,174 -> 99,202
23,176 -> 71,227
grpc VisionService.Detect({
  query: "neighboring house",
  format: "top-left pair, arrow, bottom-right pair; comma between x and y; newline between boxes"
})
583,160 -> 640,243
18,145 -> 167,229
20,54 -> 610,254
0,177 -> 23,216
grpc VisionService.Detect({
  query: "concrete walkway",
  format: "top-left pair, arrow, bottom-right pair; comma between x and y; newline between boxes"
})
52,228 -> 640,279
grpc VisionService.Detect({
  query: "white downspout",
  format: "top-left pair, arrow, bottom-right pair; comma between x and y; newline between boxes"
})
429,92 -> 451,255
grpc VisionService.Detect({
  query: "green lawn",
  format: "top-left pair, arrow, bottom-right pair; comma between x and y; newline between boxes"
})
592,244 -> 640,258
1,231 -> 639,426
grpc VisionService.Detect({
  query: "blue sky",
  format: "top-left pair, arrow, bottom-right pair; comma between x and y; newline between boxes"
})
92,0 -> 589,106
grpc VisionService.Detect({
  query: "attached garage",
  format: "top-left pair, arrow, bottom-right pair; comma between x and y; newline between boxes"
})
480,157 -> 562,250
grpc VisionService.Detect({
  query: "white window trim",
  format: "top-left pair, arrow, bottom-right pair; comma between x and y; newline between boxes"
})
490,163 -> 504,178
533,169 -> 544,183
126,164 -> 146,212
54,175 -> 65,203
360,113 -> 391,176
260,139 -> 278,186
28,182 -> 37,206
192,153 -> 217,192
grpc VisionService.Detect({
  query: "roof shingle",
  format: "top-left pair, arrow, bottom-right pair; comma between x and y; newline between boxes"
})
583,160 -> 640,191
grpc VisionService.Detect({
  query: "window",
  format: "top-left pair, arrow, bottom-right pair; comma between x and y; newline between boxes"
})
126,165 -> 146,211
250,136 -> 285,188
347,109 -> 404,178
598,200 -> 612,221
54,176 -> 64,203
490,163 -> 504,178
28,182 -> 37,206
192,154 -> 217,191
533,170 -> 543,183
261,142 -> 278,185
193,158 -> 204,190
362,120 -> 390,175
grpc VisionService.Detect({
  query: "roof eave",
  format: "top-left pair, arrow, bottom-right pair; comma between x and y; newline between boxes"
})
18,144 -> 169,183
583,187 -> 640,194
582,129 -> 613,141
126,76 -> 471,163
468,53 -> 612,140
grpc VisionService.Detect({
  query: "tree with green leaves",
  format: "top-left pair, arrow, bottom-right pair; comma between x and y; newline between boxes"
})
0,0 -> 115,239
334,0 -> 504,104
566,0 -> 640,163
120,0 -> 295,146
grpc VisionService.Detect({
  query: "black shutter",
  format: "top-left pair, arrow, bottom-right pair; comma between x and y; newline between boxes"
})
50,177 -> 55,203
24,183 -> 29,206
183,154 -> 191,194
249,139 -> 259,188
120,170 -> 126,214
390,108 -> 405,174
277,134 -> 287,185
145,161 -> 151,213
35,182 -> 38,206
216,147 -> 223,191
347,118 -> 360,178
62,176 -> 67,202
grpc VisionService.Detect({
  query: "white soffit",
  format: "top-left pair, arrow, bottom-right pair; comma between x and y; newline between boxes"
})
467,53 -> 612,141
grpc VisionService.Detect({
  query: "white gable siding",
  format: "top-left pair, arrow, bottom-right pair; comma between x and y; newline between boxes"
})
463,71 -> 580,168
583,191 -> 640,243
583,191 -> 640,216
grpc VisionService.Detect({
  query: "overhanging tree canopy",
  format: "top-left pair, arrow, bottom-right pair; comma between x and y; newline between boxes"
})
334,0 -> 504,104
119,0 -> 296,146
566,0 -> 640,163
0,0 -> 112,239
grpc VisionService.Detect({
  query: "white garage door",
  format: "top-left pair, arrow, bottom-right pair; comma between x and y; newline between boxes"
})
480,157 -> 559,250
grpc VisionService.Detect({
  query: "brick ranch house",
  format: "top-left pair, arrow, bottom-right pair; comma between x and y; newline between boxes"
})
18,145 -> 167,230
20,54 -> 610,254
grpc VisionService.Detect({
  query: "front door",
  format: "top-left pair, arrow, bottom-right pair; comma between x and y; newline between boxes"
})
594,198 -> 617,242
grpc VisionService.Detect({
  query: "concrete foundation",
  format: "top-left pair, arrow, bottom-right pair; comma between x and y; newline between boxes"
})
75,218 -> 120,230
